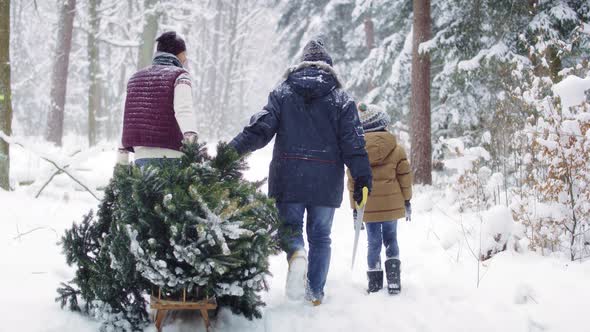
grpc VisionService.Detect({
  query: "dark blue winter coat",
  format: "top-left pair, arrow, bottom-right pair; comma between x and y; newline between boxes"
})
230,62 -> 372,207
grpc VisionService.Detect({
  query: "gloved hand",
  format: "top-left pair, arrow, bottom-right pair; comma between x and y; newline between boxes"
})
353,176 -> 371,208
405,200 -> 412,222
226,139 -> 247,157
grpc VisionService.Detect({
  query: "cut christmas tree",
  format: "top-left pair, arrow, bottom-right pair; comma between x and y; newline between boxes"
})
56,141 -> 281,331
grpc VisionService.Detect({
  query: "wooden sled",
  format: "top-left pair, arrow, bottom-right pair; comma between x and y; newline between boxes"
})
150,287 -> 218,332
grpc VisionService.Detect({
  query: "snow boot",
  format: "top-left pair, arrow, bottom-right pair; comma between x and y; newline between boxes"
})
385,258 -> 401,294
286,249 -> 307,300
367,270 -> 384,293
304,282 -> 324,306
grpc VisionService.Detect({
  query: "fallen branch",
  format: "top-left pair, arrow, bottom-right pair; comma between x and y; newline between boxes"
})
0,132 -> 100,201
14,224 -> 59,241
35,150 -> 81,199
35,170 -> 63,198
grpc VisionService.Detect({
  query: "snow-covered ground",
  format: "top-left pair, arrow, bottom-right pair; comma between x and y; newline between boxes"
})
1,141 -> 589,332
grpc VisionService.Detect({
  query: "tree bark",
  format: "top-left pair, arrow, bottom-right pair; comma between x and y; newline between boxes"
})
88,0 -> 101,146
364,15 -> 375,51
46,0 -> 77,146
364,8 -> 375,93
410,0 -> 432,185
137,0 -> 159,70
220,1 -> 240,127
208,0 -> 224,137
0,0 -> 12,190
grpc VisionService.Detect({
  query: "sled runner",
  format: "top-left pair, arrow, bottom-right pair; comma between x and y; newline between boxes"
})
150,287 -> 218,332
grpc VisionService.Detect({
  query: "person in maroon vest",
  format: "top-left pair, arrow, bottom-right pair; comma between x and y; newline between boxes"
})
117,31 -> 197,167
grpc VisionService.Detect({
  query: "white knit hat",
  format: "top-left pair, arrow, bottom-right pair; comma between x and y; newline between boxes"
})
358,103 -> 391,132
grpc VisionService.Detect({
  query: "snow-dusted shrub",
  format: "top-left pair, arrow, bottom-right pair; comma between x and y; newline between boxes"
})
511,62 -> 590,260
479,206 -> 523,260
512,97 -> 590,260
441,136 -> 505,212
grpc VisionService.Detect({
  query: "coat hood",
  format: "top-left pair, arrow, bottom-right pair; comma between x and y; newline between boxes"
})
365,131 -> 398,165
284,61 -> 343,102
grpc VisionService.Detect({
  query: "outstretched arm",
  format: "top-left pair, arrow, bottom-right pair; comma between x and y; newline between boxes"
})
339,99 -> 372,184
229,91 -> 281,155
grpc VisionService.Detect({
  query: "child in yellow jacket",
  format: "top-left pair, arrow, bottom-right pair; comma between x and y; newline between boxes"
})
347,103 -> 412,294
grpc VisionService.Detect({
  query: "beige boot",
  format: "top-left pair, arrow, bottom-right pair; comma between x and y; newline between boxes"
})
286,249 -> 307,300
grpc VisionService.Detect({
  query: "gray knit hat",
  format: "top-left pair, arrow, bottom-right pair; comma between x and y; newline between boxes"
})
358,103 -> 391,132
301,39 -> 333,66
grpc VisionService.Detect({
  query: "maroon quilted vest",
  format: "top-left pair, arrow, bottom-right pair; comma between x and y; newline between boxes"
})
122,65 -> 187,152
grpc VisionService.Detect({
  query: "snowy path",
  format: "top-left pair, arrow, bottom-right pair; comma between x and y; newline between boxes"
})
1,146 -> 589,332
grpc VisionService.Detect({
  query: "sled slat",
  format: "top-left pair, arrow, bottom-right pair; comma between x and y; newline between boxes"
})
150,294 -> 217,332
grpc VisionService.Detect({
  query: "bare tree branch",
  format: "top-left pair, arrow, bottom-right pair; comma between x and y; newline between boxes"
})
14,225 -> 59,241
74,23 -> 140,48
35,150 -> 80,198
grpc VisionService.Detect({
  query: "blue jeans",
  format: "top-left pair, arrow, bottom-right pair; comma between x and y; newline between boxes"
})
276,203 -> 335,299
366,221 -> 399,270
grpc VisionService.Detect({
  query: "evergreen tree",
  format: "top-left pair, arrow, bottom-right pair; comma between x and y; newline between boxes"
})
275,0 -> 589,144
57,141 -> 281,331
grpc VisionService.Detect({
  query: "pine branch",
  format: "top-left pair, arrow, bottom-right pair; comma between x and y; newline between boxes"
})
56,283 -> 81,312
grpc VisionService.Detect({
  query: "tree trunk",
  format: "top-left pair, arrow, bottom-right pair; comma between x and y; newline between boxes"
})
220,1 -> 240,129
137,0 -> 159,70
110,0 -> 134,141
0,0 -> 12,190
410,0 -> 432,185
46,0 -> 77,146
208,0 -> 224,137
197,12 -> 208,118
364,15 -> 375,51
364,12 -> 375,93
88,0 -> 101,146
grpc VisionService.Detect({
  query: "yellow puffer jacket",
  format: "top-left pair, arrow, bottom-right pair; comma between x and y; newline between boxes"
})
347,131 -> 412,222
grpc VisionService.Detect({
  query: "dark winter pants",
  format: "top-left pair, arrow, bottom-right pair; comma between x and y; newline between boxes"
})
366,221 -> 399,270
276,203 -> 335,300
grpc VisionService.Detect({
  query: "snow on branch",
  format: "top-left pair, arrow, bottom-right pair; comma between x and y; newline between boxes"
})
457,42 -> 509,71
552,75 -> 590,109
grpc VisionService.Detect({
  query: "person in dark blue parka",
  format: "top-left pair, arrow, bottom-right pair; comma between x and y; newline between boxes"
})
229,39 -> 372,305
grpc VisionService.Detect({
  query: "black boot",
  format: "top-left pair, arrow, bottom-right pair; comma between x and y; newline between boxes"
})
367,270 -> 383,293
385,258 -> 401,295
